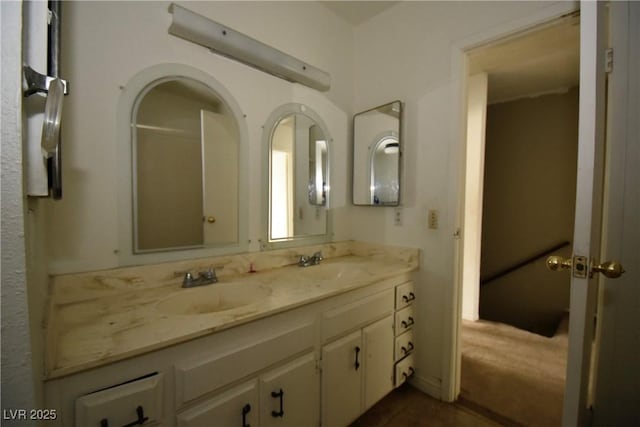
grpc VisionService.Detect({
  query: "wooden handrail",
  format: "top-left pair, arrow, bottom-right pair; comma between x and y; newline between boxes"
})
480,241 -> 571,286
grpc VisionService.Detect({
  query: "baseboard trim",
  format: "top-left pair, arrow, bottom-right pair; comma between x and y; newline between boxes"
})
409,374 -> 441,399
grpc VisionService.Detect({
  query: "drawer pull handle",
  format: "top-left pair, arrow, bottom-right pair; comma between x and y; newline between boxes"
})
242,403 -> 251,427
401,342 -> 414,354
108,406 -> 147,427
271,389 -> 284,418
402,292 -> 416,303
401,317 -> 414,329
355,346 -> 361,370
402,367 -> 415,379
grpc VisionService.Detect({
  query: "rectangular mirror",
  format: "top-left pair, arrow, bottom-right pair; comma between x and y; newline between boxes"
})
353,101 -> 402,206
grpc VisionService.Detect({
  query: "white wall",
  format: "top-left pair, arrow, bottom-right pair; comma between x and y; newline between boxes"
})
352,1 -> 577,398
46,1 -> 353,274
1,0 -> 40,419
461,73 -> 488,321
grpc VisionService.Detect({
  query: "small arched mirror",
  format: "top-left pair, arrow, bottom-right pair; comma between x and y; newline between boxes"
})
353,100 -> 402,206
263,104 -> 331,248
132,77 -> 240,252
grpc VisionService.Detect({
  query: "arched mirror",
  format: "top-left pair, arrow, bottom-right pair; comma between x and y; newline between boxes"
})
263,104 -> 331,248
353,101 -> 402,206
132,77 -> 240,252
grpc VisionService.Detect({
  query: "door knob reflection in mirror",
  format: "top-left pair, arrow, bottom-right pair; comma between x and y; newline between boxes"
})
591,260 -> 625,278
546,255 -> 572,272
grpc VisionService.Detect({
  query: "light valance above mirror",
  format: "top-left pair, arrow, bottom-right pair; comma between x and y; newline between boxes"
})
262,104 -> 332,249
353,101 -> 402,206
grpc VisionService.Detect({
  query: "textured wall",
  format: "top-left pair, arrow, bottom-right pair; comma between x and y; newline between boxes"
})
1,1 -> 39,422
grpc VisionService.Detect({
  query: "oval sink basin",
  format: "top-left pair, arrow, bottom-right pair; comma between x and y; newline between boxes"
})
296,257 -> 371,281
157,282 -> 271,315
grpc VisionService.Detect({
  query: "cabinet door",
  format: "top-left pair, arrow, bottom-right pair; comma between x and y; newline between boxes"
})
177,380 -> 258,427
321,330 -> 362,427
363,315 -> 394,410
260,352 -> 319,427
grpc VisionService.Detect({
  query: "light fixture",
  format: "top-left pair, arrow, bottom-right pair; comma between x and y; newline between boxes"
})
168,3 -> 331,91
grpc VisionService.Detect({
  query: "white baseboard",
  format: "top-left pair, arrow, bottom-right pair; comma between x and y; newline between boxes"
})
409,373 -> 442,400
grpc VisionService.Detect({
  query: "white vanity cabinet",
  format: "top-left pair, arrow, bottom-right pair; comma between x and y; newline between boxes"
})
45,271 -> 416,427
320,289 -> 395,427
393,281 -> 416,387
178,352 -> 319,427
259,352 -> 319,427
177,380 -> 258,427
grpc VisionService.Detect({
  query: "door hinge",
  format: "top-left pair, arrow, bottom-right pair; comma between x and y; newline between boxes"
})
605,48 -> 614,73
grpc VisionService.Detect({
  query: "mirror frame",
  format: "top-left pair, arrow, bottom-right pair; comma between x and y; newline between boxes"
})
261,103 -> 333,250
352,100 -> 403,206
117,63 -> 249,266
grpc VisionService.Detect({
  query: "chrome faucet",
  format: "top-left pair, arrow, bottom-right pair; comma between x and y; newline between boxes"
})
179,267 -> 220,288
310,251 -> 324,265
298,251 -> 323,267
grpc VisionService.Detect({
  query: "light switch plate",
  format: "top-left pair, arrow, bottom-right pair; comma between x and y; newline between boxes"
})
428,209 -> 438,229
394,207 -> 403,226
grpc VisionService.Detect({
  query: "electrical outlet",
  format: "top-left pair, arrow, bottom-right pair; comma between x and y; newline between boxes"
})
394,207 -> 403,226
428,209 -> 438,229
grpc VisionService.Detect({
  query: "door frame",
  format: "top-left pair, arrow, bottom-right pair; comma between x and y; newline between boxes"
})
443,1 -> 579,402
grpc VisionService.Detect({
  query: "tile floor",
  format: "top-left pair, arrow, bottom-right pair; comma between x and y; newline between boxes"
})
351,384 -> 506,427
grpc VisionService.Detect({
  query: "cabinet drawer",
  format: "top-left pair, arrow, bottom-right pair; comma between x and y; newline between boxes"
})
175,323 -> 314,407
75,373 -> 163,427
394,305 -> 415,335
321,289 -> 394,343
394,330 -> 414,361
177,379 -> 258,427
395,281 -> 416,310
394,354 -> 415,387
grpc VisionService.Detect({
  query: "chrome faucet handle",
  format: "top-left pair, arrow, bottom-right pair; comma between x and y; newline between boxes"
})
182,272 -> 195,287
298,255 -> 310,266
311,251 -> 323,264
200,267 -> 218,283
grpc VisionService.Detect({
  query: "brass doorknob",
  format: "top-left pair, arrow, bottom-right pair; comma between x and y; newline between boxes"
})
204,216 -> 216,224
546,255 -> 572,271
592,261 -> 625,279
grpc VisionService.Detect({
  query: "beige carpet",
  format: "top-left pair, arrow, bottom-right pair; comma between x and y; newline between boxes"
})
460,317 -> 568,426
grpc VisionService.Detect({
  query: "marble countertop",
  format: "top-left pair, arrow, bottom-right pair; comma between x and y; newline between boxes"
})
44,241 -> 419,379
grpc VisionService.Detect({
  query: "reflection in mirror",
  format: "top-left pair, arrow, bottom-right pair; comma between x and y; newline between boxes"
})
266,106 -> 330,245
353,101 -> 402,206
133,78 -> 239,252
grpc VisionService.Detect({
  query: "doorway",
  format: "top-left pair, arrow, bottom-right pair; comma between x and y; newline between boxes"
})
458,15 -> 580,426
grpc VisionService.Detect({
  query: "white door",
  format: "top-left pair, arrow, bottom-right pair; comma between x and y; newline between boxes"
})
546,2 -> 625,425
201,109 -> 238,245
260,352 -> 319,427
591,1 -> 640,425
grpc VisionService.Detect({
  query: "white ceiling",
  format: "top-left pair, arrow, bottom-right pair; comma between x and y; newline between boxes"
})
319,2 -> 578,105
320,1 -> 399,25
468,15 -> 580,104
